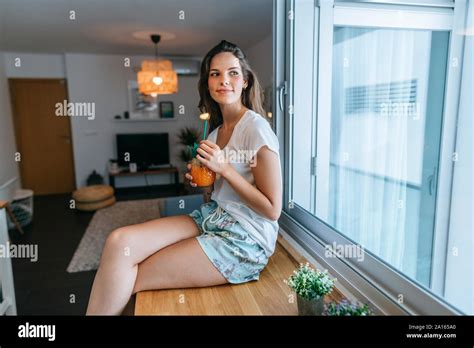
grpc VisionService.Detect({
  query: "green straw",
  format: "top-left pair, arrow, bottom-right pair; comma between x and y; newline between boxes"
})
203,120 -> 208,141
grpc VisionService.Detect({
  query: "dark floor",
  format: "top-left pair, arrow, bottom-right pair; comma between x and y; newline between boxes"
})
9,183 -> 187,315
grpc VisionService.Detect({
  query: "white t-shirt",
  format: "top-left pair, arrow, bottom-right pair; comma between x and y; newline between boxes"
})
207,109 -> 281,257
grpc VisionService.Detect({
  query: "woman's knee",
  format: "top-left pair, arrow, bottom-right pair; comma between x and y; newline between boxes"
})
104,227 -> 134,256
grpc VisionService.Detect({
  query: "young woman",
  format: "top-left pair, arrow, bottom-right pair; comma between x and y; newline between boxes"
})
86,40 -> 282,315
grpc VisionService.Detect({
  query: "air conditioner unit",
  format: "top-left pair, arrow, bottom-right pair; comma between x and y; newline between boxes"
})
172,58 -> 200,76
133,58 -> 200,76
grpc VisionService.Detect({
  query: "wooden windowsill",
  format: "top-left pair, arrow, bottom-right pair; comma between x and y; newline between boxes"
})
134,234 -> 345,315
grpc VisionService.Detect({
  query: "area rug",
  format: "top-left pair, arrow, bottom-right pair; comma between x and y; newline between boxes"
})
67,198 -> 162,273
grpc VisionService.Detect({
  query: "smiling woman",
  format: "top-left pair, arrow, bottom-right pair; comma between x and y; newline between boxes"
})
86,39 -> 281,316
185,39 -> 282,282
197,40 -> 266,132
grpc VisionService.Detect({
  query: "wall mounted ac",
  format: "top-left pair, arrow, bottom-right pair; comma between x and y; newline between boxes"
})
133,58 -> 201,76
172,58 -> 201,75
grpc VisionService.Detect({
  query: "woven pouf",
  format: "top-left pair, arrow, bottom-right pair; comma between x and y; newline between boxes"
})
72,185 -> 115,211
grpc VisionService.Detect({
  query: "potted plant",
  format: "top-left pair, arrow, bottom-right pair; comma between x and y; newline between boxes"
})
324,299 -> 373,316
177,126 -> 201,164
284,262 -> 337,316
176,127 -> 201,192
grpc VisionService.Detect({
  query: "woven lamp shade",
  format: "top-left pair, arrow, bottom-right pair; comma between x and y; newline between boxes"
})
137,59 -> 178,95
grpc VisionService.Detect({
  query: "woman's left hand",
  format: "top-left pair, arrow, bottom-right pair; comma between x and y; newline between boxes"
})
196,140 -> 229,175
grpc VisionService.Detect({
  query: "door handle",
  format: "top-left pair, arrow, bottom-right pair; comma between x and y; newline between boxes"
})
428,166 -> 437,196
278,81 -> 287,112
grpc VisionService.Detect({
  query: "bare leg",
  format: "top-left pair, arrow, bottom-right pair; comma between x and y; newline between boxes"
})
86,215 -> 200,315
132,237 -> 228,294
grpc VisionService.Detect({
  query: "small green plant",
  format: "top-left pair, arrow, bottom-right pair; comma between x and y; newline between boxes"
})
284,262 -> 336,301
176,127 -> 201,163
324,299 -> 373,316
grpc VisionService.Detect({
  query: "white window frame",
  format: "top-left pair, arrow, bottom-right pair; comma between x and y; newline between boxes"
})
275,0 -> 468,315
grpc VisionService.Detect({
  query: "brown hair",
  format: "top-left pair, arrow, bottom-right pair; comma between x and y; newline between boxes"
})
198,40 -> 265,132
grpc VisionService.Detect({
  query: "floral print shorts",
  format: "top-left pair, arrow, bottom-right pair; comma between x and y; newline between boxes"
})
189,200 -> 269,284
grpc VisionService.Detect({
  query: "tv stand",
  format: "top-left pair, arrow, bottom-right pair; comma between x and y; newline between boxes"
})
147,164 -> 173,170
109,166 -> 180,192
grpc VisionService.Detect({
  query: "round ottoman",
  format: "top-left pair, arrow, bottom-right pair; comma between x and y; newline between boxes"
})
72,185 -> 115,211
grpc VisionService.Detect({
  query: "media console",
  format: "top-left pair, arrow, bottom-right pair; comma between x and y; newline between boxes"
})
108,166 -> 180,193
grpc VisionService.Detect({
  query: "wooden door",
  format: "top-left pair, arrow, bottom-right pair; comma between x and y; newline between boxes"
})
9,79 -> 76,195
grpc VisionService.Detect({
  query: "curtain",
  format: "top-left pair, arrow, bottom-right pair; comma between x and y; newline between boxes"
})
329,27 -> 431,272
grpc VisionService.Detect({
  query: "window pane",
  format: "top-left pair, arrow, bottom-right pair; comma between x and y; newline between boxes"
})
292,0 -> 316,211
287,1 -> 472,314
444,0 -> 473,314
319,28 -> 450,289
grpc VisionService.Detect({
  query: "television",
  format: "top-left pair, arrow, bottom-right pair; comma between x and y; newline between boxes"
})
116,133 -> 170,170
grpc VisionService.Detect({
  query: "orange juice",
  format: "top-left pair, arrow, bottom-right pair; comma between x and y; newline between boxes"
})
190,158 -> 216,187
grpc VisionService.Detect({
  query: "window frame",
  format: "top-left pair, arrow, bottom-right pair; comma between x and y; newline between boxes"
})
274,0 -> 468,315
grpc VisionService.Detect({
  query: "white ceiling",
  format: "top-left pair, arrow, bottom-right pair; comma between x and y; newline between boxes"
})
0,0 -> 273,57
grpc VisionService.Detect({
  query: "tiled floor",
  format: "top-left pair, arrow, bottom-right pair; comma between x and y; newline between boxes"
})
9,184 -> 184,315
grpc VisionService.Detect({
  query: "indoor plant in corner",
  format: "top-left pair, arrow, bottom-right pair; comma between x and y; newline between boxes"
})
284,262 -> 337,316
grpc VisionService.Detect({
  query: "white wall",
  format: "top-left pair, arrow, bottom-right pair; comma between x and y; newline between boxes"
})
0,52 -> 21,196
65,53 -> 202,188
4,53 -> 65,78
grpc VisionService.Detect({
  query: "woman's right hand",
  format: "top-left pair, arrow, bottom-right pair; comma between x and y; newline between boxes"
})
185,163 -> 197,188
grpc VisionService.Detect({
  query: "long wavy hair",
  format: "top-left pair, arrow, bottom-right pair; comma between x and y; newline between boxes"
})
198,40 -> 265,132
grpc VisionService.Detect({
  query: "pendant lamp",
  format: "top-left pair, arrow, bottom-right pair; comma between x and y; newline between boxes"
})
137,34 -> 178,96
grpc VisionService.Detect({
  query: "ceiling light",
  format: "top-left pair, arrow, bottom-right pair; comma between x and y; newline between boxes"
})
137,34 -> 178,95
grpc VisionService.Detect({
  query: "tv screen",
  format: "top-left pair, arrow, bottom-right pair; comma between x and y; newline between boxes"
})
116,133 -> 169,169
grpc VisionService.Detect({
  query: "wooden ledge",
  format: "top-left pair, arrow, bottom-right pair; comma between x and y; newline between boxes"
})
135,235 -> 344,315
